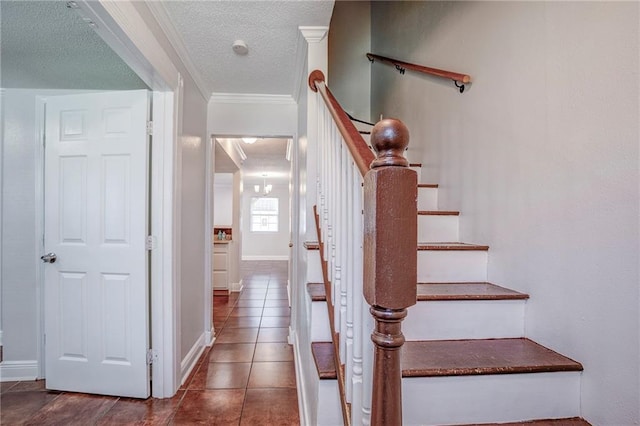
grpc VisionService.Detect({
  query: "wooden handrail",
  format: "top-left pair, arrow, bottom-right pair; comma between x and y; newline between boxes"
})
309,69 -> 417,425
308,70 -> 375,177
367,53 -> 471,92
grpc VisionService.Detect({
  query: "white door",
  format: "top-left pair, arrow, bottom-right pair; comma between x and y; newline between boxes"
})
43,90 -> 150,398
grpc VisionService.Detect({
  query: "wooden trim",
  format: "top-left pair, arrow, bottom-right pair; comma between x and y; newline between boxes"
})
367,53 -> 471,84
416,282 -> 530,301
309,71 -> 375,177
418,210 -> 460,216
418,243 -> 489,251
363,119 -> 417,426
312,206 -> 351,426
303,241 -> 320,250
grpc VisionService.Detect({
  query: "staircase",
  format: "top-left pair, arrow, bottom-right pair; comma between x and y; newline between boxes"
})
305,162 -> 586,425
302,71 -> 587,425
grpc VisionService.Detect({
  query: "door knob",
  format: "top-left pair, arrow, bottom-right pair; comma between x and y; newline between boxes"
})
41,253 -> 57,263
289,242 -> 293,248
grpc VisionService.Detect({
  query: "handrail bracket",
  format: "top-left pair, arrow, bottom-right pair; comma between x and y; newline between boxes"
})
454,80 -> 465,93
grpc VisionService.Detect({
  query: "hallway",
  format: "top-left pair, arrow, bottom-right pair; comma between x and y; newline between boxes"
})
0,260 -> 300,425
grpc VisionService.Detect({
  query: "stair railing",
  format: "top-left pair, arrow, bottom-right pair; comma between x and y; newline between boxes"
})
309,70 -> 417,426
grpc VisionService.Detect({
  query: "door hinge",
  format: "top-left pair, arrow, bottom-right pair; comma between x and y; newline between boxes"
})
147,349 -> 158,365
146,121 -> 153,135
146,235 -> 156,251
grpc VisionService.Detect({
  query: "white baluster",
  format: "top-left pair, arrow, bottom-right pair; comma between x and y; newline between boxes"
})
345,158 -> 355,404
339,142 -> 348,367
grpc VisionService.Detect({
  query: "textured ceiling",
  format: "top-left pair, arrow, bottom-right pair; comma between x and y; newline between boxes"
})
161,0 -> 334,96
0,1 -> 147,90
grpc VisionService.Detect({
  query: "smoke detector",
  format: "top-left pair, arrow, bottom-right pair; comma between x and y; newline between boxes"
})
232,40 -> 249,55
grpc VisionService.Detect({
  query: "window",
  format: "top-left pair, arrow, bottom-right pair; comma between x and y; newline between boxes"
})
250,197 -> 278,232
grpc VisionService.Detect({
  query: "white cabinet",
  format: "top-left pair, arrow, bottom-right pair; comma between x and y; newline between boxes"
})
213,242 -> 231,292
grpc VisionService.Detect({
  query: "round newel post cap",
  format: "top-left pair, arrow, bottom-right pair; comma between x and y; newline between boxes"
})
370,118 -> 410,168
308,70 -> 325,92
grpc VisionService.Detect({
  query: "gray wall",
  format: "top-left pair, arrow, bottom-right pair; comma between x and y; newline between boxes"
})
370,2 -> 639,424
1,90 -> 41,373
328,1 -> 371,121
178,80 -> 207,364
131,1 -> 210,378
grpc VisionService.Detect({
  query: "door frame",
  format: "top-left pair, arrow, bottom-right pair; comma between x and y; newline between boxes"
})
205,132 -> 298,333
33,1 -> 184,398
79,1 -> 183,399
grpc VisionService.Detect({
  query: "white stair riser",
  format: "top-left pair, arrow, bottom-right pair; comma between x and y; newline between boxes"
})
417,187 -> 438,210
306,250 -> 323,283
311,301 -> 332,342
402,372 -> 581,425
417,250 -> 488,282
317,380 -> 344,425
418,215 -> 459,242
405,300 -> 525,340
410,166 -> 422,182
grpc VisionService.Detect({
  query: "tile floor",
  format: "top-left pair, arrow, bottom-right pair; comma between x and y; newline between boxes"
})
0,260 -> 299,425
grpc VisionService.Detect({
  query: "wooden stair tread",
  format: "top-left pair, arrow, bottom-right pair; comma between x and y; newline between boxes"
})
470,417 -> 591,426
304,241 -> 320,250
402,338 -> 583,377
418,210 -> 459,216
306,283 -> 326,301
418,242 -> 490,251
312,339 -> 582,380
417,282 -> 529,301
311,281 -> 526,302
418,183 -> 438,188
311,342 -> 337,379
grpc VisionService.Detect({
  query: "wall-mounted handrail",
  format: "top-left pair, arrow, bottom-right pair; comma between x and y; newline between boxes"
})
367,52 -> 471,93
309,70 -> 375,177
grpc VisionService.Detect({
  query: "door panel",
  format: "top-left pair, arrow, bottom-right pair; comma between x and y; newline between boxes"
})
44,90 -> 150,398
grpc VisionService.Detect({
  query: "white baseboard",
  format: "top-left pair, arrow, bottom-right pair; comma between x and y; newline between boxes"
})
242,255 -> 289,261
180,333 -> 206,385
293,331 -> 313,426
204,328 -> 215,346
231,279 -> 243,293
0,360 -> 39,382
288,325 -> 296,345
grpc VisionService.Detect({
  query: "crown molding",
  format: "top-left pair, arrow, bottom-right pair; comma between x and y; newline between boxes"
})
299,26 -> 329,43
209,93 -> 296,105
146,1 -> 211,100
77,0 -> 179,91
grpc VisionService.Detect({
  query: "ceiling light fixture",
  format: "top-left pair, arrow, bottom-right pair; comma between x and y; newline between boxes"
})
242,137 -> 257,144
232,40 -> 249,55
255,174 -> 273,195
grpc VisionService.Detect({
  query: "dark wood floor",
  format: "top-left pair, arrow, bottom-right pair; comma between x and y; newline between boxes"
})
0,260 -> 298,425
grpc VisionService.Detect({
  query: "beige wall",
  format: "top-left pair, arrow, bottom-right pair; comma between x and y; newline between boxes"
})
370,2 -> 639,424
131,1 -> 209,381
241,182 -> 290,260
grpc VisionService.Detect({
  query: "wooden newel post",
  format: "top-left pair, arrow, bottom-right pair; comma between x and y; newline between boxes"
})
363,118 -> 417,426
